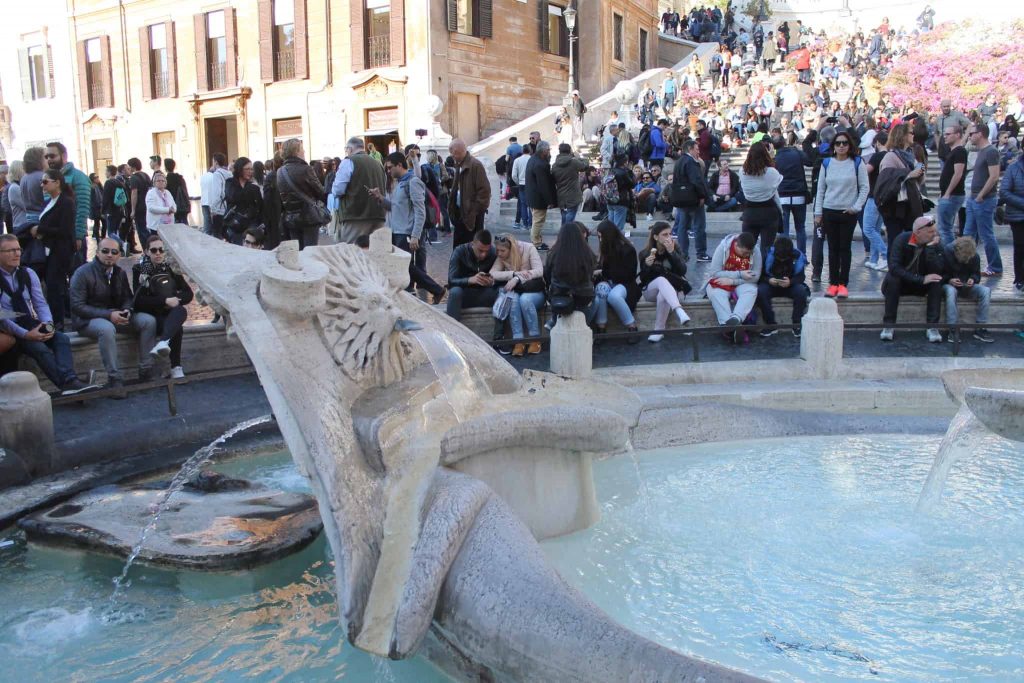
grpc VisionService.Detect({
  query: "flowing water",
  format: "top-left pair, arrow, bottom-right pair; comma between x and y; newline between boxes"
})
410,329 -> 491,422
915,404 -> 985,514
108,415 -> 274,602
543,434 -> 1024,682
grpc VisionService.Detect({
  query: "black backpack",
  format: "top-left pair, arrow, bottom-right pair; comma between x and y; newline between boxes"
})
495,154 -> 508,176
638,128 -> 653,158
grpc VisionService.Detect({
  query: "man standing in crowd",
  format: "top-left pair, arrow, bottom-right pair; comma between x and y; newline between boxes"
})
149,155 -> 162,176
551,143 -> 588,226
331,136 -> 387,244
964,123 -> 1002,275
649,119 -> 669,170
526,141 -> 557,251
45,142 -> 90,261
447,138 -> 490,247
937,124 -> 967,245
101,165 -> 127,242
127,157 -> 152,247
200,153 -> 230,240
570,91 -> 587,144
0,234 -> 94,394
511,144 -> 532,230
69,237 -> 157,393
506,136 -> 522,202
671,140 -> 711,262
370,152 -> 445,303
880,216 -> 945,343
445,229 -> 497,320
935,99 -> 971,171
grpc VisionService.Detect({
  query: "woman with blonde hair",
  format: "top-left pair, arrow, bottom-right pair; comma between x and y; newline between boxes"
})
877,122 -> 925,249
490,232 -> 545,356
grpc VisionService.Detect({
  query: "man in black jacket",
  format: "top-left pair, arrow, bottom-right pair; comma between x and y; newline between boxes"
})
101,165 -> 127,242
880,216 -> 945,343
526,141 -> 557,251
445,229 -> 498,321
671,140 -> 710,261
943,237 -> 993,343
70,237 -> 157,391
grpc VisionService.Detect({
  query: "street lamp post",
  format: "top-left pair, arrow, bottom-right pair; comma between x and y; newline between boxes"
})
563,6 -> 577,98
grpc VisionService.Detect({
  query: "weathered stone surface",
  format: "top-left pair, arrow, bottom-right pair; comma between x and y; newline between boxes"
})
0,448 -> 31,490
18,480 -> 322,570
550,311 -> 593,379
0,371 -> 55,476
800,297 -> 844,379
964,388 -> 1024,443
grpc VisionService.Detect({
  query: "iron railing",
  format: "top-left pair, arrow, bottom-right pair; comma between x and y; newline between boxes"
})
153,71 -> 171,99
275,50 -> 295,80
89,82 -> 104,108
367,34 -> 391,68
209,62 -> 227,90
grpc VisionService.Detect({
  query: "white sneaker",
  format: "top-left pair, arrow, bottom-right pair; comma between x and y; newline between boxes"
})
149,339 -> 171,358
169,366 -> 185,379
647,334 -> 664,343
675,308 -> 690,325
624,230 -> 632,238
876,262 -> 888,272
926,328 -> 942,343
865,261 -> 878,270
880,328 -> 894,341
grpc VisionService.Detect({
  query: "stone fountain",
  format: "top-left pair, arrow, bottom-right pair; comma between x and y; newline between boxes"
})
917,368 -> 1024,512
157,225 -> 761,682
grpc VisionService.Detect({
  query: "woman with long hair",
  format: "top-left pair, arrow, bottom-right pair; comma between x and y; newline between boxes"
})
252,160 -> 266,188
223,156 -> 263,245
813,129 -> 869,298
544,222 -> 595,324
639,221 -> 690,343
32,169 -> 76,329
739,141 -> 783,261
133,234 -> 194,379
591,220 -> 641,338
877,122 -> 925,249
490,233 -> 545,356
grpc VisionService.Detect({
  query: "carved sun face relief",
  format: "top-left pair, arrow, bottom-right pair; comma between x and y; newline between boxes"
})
311,245 -> 414,387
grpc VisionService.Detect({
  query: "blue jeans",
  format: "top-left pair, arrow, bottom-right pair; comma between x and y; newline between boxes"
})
937,195 -> 965,246
674,205 -> 707,257
943,283 -> 990,327
780,203 -> 807,254
593,282 -> 636,326
861,198 -> 888,264
964,195 -> 1002,272
515,187 -> 531,226
508,291 -> 546,338
607,204 -> 628,231
202,205 -> 213,235
560,205 -> 580,225
16,332 -> 77,388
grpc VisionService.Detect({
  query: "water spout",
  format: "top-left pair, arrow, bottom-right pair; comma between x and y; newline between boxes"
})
915,404 -> 983,514
109,415 -> 274,600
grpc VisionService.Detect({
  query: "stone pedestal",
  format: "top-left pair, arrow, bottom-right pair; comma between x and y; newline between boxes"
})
0,372 -> 55,477
367,228 -> 411,291
800,297 -> 844,379
550,311 -> 593,379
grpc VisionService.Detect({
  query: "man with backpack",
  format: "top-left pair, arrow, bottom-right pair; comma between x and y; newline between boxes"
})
670,140 -> 711,262
649,119 -> 669,170
102,165 -> 129,243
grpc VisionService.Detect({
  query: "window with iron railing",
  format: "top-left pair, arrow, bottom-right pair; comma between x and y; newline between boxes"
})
366,35 -> 391,68
275,50 -> 295,80
153,71 -> 171,99
89,82 -> 105,109
209,62 -> 227,90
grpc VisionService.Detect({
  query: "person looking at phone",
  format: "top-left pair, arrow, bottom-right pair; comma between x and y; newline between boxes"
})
703,231 -> 762,342
0,234 -> 94,394
70,236 -> 157,394
445,229 -> 498,322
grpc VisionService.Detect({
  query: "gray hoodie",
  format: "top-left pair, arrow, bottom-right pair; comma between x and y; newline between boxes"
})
700,233 -> 763,295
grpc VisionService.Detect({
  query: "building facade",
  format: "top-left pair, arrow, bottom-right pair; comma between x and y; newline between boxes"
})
0,0 -> 658,187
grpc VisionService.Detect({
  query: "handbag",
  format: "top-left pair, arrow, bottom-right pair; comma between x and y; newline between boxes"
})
514,277 -> 546,294
492,291 -> 514,321
278,166 -> 331,227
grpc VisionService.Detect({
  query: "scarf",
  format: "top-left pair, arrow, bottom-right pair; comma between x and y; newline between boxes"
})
135,255 -> 174,291
711,241 -> 752,292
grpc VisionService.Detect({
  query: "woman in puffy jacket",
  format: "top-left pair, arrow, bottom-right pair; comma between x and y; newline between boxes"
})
999,153 -> 1024,290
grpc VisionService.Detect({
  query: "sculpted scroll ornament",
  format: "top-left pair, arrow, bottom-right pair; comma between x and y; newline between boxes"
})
311,246 -> 414,387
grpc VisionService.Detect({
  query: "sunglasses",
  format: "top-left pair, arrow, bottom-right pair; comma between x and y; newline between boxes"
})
833,140 -> 850,146
149,247 -> 165,254
920,219 -> 936,227
100,248 -> 120,255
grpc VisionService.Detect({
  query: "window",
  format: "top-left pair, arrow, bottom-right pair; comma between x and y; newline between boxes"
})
86,39 -> 104,107
153,131 -> 175,163
26,45 -> 51,100
639,28 -> 648,71
149,25 -> 170,98
274,0 -> 295,79
547,5 -> 569,57
366,0 -> 391,68
207,11 -> 227,89
273,117 -> 303,154
456,0 -> 477,37
613,14 -> 623,62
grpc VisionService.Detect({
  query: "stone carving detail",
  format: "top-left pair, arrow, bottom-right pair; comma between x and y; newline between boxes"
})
312,245 -> 413,386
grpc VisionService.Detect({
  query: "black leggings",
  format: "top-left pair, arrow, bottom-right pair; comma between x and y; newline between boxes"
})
822,208 -> 859,286
1010,221 -> 1024,285
154,306 -> 188,366
742,201 -> 780,262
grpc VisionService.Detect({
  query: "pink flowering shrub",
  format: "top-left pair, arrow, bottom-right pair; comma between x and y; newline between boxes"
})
884,19 -> 1024,110
678,88 -> 712,109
